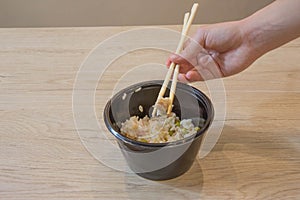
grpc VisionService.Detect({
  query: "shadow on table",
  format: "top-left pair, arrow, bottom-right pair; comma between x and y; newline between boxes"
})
123,160 -> 204,199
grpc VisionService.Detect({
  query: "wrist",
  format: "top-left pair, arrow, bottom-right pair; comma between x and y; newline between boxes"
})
239,17 -> 269,59
239,0 -> 300,59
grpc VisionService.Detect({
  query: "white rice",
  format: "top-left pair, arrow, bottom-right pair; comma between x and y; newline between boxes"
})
120,111 -> 200,143
122,93 -> 127,100
138,105 -> 144,113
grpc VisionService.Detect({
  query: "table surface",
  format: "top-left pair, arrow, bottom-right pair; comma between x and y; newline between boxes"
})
0,26 -> 299,200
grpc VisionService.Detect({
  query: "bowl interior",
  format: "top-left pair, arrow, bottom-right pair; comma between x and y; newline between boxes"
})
106,80 -> 212,143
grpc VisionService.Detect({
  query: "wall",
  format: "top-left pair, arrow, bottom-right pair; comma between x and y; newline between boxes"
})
0,0 -> 274,27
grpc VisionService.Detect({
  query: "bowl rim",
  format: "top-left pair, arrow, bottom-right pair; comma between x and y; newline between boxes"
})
103,80 -> 214,147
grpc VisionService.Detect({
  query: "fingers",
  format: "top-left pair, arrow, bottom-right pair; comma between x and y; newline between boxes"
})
166,27 -> 217,82
175,50 -> 223,81
166,34 -> 198,68
177,73 -> 190,83
165,58 -> 172,67
176,53 -> 223,82
186,70 -> 203,82
166,27 -> 204,63
166,53 -> 183,66
177,71 -> 203,82
178,69 -> 216,82
181,40 -> 202,60
167,53 -> 194,73
196,53 -> 224,79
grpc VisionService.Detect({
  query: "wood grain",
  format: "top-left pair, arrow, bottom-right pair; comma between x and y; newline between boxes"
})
0,26 -> 299,200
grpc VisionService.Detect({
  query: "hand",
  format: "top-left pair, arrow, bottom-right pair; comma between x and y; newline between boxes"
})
166,0 -> 300,82
166,21 -> 260,82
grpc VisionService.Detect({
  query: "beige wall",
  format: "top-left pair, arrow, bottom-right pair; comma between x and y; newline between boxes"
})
0,0 -> 274,27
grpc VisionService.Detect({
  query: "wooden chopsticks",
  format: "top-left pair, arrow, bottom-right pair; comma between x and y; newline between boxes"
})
152,3 -> 199,116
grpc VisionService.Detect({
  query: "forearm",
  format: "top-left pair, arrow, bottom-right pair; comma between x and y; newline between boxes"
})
241,0 -> 300,57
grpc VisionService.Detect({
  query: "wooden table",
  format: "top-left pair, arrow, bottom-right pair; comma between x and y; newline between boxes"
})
0,26 -> 299,199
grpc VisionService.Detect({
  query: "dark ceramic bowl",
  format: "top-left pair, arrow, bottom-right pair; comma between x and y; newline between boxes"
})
103,80 -> 214,180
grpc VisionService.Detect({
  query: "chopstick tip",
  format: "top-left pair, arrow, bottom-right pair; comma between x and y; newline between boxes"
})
192,3 -> 199,11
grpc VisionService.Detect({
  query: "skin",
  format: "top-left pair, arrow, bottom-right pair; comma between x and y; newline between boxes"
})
166,0 -> 300,82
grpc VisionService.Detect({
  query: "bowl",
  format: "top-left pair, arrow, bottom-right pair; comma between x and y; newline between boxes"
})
103,80 -> 214,180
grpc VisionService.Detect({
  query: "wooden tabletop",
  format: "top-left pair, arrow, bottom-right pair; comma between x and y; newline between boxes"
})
0,26 -> 299,199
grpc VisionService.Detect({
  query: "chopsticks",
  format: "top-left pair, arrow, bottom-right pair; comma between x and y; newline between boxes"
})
152,3 -> 199,116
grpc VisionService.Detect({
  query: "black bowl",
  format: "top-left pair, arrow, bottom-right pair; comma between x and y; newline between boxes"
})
103,80 -> 214,180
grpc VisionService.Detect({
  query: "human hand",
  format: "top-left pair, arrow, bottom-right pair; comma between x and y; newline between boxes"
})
166,21 -> 260,82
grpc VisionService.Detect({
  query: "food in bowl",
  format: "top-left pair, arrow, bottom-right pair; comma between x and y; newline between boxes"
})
104,80 -> 214,180
120,97 -> 204,143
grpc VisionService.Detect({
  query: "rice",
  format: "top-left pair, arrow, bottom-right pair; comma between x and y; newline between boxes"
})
138,105 -> 144,113
135,87 -> 142,92
120,98 -> 201,143
122,93 -> 127,100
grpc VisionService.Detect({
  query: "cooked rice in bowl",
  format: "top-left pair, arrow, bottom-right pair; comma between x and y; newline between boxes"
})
120,98 -> 204,143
